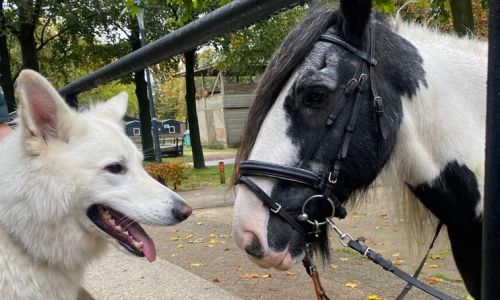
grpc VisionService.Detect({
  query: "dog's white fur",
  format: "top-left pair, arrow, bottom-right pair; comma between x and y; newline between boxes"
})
0,70 -> 189,299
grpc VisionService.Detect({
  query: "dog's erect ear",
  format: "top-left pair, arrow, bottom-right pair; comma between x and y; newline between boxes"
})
339,0 -> 372,46
16,69 -> 74,142
93,92 -> 128,123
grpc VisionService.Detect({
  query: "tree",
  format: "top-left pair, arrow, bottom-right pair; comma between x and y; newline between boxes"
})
214,6 -> 306,76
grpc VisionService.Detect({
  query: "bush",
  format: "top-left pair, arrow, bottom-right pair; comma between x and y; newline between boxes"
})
144,162 -> 189,190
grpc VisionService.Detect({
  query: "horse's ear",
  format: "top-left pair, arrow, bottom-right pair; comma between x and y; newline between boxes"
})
339,0 -> 372,46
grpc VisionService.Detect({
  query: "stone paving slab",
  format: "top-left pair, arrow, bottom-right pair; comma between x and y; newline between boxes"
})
82,247 -> 241,300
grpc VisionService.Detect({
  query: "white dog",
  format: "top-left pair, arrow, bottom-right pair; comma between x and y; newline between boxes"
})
0,70 -> 192,299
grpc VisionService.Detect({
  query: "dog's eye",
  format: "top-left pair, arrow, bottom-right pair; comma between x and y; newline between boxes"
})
105,163 -> 126,174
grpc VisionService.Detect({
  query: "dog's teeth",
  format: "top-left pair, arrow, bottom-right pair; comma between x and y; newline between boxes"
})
115,225 -> 122,231
133,241 -> 143,249
124,231 -> 130,236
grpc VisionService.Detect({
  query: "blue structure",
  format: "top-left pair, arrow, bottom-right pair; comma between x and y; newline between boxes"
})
125,120 -> 141,136
126,119 -> 181,137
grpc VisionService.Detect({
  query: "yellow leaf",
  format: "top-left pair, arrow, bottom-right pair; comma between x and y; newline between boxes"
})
375,226 -> 382,229
286,271 -> 296,276
345,282 -> 358,288
339,257 -> 349,261
170,235 -> 181,241
465,295 -> 474,300
209,233 -> 216,238
186,233 -> 193,239
391,259 -> 404,265
190,262 -> 203,267
220,234 -> 231,238
260,273 -> 272,278
176,244 -> 184,249
240,273 -> 260,279
392,253 -> 400,257
330,264 -> 338,269
429,264 -> 439,268
209,238 -> 218,244
430,254 -> 443,260
196,222 -> 203,225
188,238 -> 204,244
425,277 -> 443,285
367,295 -> 380,300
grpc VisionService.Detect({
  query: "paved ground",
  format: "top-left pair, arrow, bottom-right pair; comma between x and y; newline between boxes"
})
137,186 -> 469,300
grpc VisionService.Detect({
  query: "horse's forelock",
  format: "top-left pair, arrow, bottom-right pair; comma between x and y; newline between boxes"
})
233,7 -> 339,182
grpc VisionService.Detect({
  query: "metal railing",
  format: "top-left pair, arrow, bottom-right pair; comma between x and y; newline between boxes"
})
59,0 -> 305,100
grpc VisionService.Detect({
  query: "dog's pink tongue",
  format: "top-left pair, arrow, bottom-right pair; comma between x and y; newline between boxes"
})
129,226 -> 156,262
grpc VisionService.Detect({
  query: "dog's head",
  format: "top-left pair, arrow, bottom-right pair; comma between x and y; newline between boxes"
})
11,70 -> 191,265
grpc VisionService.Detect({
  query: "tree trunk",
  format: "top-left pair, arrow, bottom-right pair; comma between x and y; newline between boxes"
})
130,17 -> 155,161
0,1 -> 15,112
17,0 -> 40,71
449,0 -> 475,36
184,49 -> 205,169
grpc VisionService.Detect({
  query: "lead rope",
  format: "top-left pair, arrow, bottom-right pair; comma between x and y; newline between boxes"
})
303,244 -> 331,300
326,218 -> 455,300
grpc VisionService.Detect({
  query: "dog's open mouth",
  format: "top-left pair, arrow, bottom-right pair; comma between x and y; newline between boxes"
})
87,204 -> 156,262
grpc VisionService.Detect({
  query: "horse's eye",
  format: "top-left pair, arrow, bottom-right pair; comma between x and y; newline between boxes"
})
303,87 -> 329,108
105,163 -> 126,174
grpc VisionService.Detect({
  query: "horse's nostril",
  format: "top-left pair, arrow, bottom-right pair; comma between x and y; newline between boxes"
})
244,234 -> 264,258
172,202 -> 192,221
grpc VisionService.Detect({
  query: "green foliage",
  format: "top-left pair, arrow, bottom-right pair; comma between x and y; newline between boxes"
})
374,0 -> 396,13
79,82 -> 140,118
213,6 -> 307,76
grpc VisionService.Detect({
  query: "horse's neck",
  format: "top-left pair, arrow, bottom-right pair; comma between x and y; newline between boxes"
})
389,26 -> 487,189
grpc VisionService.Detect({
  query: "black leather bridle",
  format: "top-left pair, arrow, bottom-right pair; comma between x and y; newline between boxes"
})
236,25 -> 455,300
237,24 -> 386,241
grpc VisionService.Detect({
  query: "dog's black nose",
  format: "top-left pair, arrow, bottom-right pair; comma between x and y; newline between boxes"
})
172,202 -> 192,221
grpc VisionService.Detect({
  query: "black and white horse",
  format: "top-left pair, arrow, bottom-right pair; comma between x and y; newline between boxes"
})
232,0 -> 486,298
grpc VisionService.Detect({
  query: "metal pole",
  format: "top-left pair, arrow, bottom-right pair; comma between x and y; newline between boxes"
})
59,0 -> 304,97
137,9 -> 162,163
482,0 -> 500,298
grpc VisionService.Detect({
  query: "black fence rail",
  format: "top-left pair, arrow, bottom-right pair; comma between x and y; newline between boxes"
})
59,0 -> 305,102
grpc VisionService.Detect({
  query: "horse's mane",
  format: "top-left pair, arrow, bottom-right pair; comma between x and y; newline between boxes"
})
233,7 -> 339,175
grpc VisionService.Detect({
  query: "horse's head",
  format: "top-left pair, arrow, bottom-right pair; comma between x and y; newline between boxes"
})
233,0 -> 426,270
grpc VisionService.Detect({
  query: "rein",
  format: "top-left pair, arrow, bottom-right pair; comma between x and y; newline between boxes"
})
237,25 -> 454,299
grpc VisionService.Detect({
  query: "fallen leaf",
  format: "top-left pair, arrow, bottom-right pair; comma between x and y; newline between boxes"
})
345,282 -> 358,288
429,264 -> 439,268
240,273 -> 261,279
329,264 -> 338,269
379,214 -> 388,219
425,277 -> 444,285
186,233 -> 193,239
170,235 -> 181,241
207,244 -> 215,248
209,233 -> 217,238
367,294 -> 380,300
375,226 -> 382,229
430,254 -> 443,260
260,273 -> 272,278
392,253 -> 400,257
213,278 -> 220,283
176,244 -> 184,249
220,234 -> 231,238
339,257 -> 349,262
465,295 -> 474,300
209,238 -> 218,244
286,271 -> 296,276
236,266 -> 243,271
171,254 -> 177,257
190,262 -> 203,267
391,259 -> 404,265
196,222 -> 203,225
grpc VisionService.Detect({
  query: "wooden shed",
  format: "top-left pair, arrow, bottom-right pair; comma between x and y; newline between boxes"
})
196,71 -> 257,147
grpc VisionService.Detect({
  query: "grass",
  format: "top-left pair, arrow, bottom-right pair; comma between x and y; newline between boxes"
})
165,146 -> 238,164
177,164 -> 235,192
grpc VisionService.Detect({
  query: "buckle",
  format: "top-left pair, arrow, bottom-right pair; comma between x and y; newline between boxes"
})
374,96 -> 384,113
270,203 -> 282,213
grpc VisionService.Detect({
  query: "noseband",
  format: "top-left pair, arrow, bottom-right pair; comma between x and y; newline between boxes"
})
237,25 -> 387,241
